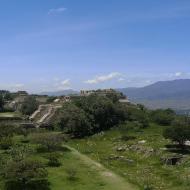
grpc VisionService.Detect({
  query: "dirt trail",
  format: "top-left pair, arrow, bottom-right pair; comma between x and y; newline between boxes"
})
65,145 -> 138,190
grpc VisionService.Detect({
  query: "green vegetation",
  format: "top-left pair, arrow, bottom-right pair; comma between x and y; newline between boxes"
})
150,109 -> 175,126
0,94 -> 4,112
0,112 -> 22,121
163,116 -> 190,147
54,95 -> 143,137
0,92 -> 190,189
68,124 -> 190,190
20,96 -> 39,115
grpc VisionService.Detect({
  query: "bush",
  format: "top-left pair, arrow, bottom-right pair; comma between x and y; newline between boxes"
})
163,124 -> 190,147
0,137 -> 13,150
127,107 -> 149,128
3,158 -> 49,190
20,96 -> 39,115
66,168 -> 77,181
46,97 -> 56,103
5,179 -> 50,190
31,133 -> 65,152
150,109 -> 175,126
56,103 -> 92,138
47,153 -> 61,167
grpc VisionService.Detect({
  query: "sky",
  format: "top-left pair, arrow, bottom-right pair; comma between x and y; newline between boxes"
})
0,0 -> 190,93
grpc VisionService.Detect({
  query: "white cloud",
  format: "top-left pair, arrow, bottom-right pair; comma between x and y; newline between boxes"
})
85,72 -> 122,84
145,80 -> 152,84
0,83 -> 25,92
48,7 -> 67,15
175,72 -> 182,77
55,79 -> 71,90
53,77 -> 60,82
61,79 -> 70,86
118,78 -> 125,82
14,83 -> 24,88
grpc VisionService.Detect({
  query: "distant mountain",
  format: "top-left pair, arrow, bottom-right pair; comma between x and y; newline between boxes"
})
117,79 -> 190,111
40,89 -> 79,96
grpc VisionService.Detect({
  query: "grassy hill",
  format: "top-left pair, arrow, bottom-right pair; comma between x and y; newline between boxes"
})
68,124 -> 190,190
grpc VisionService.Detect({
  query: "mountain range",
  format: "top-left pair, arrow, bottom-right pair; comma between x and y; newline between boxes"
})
40,89 -> 79,96
117,79 -> 190,112
39,79 -> 190,112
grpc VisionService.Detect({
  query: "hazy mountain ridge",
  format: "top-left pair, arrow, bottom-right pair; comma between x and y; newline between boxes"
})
118,79 -> 190,110
40,89 -> 79,96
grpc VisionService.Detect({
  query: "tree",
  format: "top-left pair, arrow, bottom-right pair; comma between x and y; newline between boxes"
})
1,144 -> 49,190
163,118 -> 190,147
32,133 -> 65,152
0,124 -> 19,150
20,96 -> 39,115
0,94 -> 4,111
150,109 -> 175,126
56,103 -> 92,137
106,91 -> 124,103
3,159 -> 49,190
127,107 -> 149,128
46,96 -> 56,103
74,95 -> 119,132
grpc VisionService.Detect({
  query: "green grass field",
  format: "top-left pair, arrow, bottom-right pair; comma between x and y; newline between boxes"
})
0,132 -> 137,190
0,112 -> 23,121
68,124 -> 190,190
0,112 -> 20,117
1,124 -> 190,190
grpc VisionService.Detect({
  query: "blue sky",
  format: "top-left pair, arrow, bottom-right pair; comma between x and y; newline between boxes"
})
0,0 -> 190,93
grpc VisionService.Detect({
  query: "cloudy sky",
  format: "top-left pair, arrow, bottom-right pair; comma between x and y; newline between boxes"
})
0,0 -> 190,93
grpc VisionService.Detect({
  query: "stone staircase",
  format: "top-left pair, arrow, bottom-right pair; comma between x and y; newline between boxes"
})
29,104 -> 62,127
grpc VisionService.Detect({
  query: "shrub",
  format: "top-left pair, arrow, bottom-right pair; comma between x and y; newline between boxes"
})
66,168 -> 77,181
0,137 -> 13,150
56,103 -> 92,138
163,124 -> 190,147
150,109 -> 175,126
31,133 -> 65,152
3,158 -> 49,190
127,107 -> 149,128
20,96 -> 39,115
47,153 -> 61,167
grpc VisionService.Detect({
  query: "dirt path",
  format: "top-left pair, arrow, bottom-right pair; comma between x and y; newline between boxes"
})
65,145 -> 138,190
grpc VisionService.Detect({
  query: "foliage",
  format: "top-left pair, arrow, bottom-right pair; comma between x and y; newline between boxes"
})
127,107 -> 149,128
3,159 -> 49,190
75,95 -> 125,131
8,144 -> 34,162
66,168 -> 78,181
105,91 -> 124,103
55,95 -> 152,137
20,96 -> 39,115
0,94 -> 4,112
31,133 -> 65,152
56,103 -> 92,137
163,117 -> 190,146
46,96 -> 56,103
150,109 -> 176,126
0,123 -> 20,138
0,123 -> 20,150
47,153 -> 62,167
0,137 -> 13,150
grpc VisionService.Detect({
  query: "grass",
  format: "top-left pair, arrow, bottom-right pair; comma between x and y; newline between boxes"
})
48,151 -> 116,190
1,123 -> 190,189
0,132 -> 137,190
68,123 -> 190,190
0,112 -> 23,121
0,112 -> 21,117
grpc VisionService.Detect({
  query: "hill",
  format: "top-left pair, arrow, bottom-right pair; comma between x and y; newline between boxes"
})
118,79 -> 190,111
